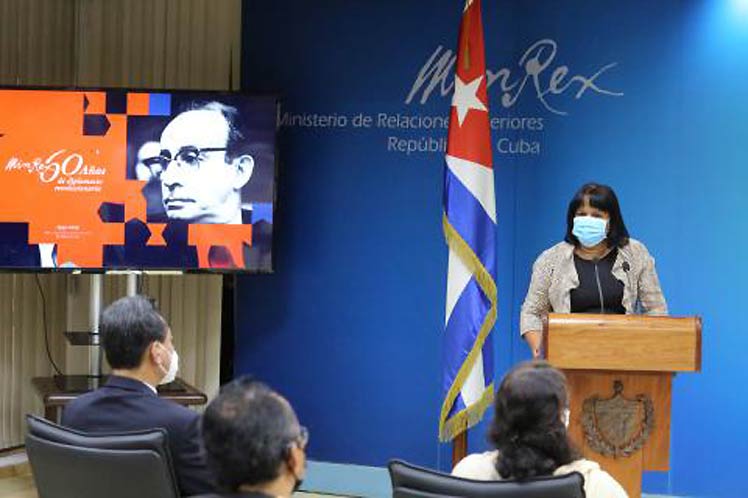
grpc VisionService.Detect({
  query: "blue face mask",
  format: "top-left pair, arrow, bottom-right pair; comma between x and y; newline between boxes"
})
572,216 -> 608,248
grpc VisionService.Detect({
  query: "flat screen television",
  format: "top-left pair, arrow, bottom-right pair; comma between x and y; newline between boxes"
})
0,88 -> 277,272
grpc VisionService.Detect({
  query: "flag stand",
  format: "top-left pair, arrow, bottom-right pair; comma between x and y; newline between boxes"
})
452,430 -> 468,467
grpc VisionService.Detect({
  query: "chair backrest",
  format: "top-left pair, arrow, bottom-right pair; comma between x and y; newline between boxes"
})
388,459 -> 586,498
25,414 -> 180,498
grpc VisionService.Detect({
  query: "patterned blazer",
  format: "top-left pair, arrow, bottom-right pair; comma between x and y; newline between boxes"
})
520,238 -> 668,336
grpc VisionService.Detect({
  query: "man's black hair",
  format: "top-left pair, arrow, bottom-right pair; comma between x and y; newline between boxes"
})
100,295 -> 167,369
202,376 -> 301,491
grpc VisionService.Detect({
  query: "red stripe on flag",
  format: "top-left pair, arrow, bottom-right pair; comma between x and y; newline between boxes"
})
455,2 -> 488,89
446,0 -> 493,169
448,103 -> 492,168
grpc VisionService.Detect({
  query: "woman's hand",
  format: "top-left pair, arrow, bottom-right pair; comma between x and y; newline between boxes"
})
523,330 -> 543,359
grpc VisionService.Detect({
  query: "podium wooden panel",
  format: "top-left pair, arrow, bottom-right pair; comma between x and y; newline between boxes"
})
543,313 -> 701,498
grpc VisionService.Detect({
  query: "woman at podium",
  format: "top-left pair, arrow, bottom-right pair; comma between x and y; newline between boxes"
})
521,183 -> 667,358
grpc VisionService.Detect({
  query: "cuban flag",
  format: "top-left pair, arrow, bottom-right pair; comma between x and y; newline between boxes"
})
440,0 -> 497,442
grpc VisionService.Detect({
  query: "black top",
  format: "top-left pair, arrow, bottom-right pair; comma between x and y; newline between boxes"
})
570,248 -> 626,314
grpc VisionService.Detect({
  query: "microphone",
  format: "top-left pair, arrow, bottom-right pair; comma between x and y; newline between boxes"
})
621,260 -> 634,308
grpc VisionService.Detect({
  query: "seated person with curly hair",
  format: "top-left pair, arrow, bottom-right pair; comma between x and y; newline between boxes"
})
195,377 -> 308,498
452,360 -> 627,497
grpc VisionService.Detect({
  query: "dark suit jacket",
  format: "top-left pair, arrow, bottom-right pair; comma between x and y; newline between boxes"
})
61,375 -> 215,496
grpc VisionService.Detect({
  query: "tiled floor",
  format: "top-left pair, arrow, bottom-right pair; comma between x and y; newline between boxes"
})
0,474 -> 34,498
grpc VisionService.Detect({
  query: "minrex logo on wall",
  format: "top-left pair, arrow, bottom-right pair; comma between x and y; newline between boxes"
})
405,39 -> 623,156
278,39 -> 623,157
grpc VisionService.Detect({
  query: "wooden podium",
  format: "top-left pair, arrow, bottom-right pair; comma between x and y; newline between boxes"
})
543,313 -> 701,498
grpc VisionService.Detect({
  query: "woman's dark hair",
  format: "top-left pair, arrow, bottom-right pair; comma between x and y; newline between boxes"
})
489,361 -> 578,479
564,183 -> 629,248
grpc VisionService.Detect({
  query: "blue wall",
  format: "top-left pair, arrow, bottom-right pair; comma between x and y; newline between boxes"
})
236,1 -> 748,496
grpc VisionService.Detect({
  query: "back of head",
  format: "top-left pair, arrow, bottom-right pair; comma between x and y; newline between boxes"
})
100,295 -> 166,369
202,376 -> 300,491
489,360 -> 577,479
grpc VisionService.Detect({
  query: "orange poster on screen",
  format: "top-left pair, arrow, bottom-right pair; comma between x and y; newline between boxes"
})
0,89 -> 276,272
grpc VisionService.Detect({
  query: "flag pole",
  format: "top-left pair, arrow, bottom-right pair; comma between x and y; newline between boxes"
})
452,430 -> 467,467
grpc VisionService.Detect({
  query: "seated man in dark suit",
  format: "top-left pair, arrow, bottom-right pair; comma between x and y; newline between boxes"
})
196,377 -> 308,498
61,295 -> 215,496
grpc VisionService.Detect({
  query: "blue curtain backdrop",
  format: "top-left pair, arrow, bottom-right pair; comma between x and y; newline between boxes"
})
236,1 -> 748,496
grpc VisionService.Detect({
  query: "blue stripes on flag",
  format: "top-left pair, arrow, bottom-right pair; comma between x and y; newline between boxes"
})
440,166 -> 497,440
443,168 -> 496,273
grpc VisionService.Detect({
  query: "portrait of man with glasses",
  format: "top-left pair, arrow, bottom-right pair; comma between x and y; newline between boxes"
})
112,95 -> 276,270
144,101 -> 255,225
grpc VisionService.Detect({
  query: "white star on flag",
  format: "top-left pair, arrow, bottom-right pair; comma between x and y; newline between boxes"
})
452,75 -> 487,127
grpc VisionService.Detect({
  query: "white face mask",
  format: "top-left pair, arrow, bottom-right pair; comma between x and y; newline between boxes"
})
158,343 -> 179,385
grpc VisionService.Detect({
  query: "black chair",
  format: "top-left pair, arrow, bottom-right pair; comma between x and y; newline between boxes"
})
388,459 -> 586,498
25,414 -> 179,498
